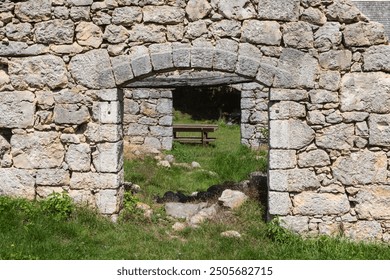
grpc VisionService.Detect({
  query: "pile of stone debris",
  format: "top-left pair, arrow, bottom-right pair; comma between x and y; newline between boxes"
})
124,170 -> 267,238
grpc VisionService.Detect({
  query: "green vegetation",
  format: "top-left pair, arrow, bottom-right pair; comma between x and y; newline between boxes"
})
1,111 -> 390,260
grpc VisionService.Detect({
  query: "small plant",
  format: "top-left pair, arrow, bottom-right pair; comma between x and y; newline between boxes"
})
266,217 -> 298,243
41,192 -> 74,220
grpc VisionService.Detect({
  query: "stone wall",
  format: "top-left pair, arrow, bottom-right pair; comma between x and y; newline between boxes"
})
0,0 -> 390,241
123,88 -> 173,154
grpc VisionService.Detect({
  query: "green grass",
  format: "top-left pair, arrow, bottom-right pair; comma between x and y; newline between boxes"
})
1,195 -> 390,260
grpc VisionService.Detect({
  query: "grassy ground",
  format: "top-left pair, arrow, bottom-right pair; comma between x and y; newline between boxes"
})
1,111 -> 390,259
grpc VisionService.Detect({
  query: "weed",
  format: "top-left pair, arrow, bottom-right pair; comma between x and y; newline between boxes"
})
41,192 -> 74,220
266,217 -> 299,244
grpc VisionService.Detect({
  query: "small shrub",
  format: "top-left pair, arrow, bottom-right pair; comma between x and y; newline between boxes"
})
266,217 -> 299,244
41,192 -> 74,220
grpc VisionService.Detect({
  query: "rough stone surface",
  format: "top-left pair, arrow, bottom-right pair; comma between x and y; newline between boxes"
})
258,0 -> 300,21
66,144 -> 91,172
241,20 -> 281,46
35,20 -> 74,44
0,168 -> 35,199
70,172 -> 122,190
0,91 -> 35,129
218,190 -> 248,209
270,120 -> 315,149
165,202 -> 208,219
76,22 -> 103,48
355,185 -> 390,220
69,49 -> 116,89
298,150 -> 330,168
92,142 -> 123,173
343,22 -> 387,47
9,55 -> 68,90
14,0 -> 52,22
143,6 -> 185,24
344,221 -> 383,242
186,0 -> 212,21
11,132 -> 65,169
316,123 -> 354,150
293,192 -> 350,215
217,0 -> 256,20
269,149 -> 296,169
332,150 -> 387,186
369,114 -> 390,147
280,216 -> 309,234
36,169 -> 70,186
269,168 -> 321,192
283,22 -> 314,49
340,73 -> 390,113
363,45 -> 390,72
268,192 -> 292,215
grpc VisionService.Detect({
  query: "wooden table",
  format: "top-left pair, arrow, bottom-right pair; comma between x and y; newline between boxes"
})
173,124 -> 218,145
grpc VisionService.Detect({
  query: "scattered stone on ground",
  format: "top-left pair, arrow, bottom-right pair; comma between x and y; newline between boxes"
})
218,189 -> 248,209
157,160 -> 171,168
172,222 -> 187,231
191,161 -> 201,169
221,230 -> 242,238
165,202 -> 208,219
136,202 -> 153,218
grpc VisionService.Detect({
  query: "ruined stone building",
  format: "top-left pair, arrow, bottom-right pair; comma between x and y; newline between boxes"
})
0,0 -> 390,241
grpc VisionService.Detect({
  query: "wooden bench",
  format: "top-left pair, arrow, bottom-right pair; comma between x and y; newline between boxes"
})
173,124 -> 218,145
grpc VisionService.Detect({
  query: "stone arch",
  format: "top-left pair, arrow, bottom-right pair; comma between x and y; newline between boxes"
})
1,0 -> 390,241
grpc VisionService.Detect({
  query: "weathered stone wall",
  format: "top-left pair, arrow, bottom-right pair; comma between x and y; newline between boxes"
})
123,88 -> 173,154
1,0 -> 390,241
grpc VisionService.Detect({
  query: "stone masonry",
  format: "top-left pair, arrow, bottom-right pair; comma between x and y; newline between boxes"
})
0,0 -> 390,242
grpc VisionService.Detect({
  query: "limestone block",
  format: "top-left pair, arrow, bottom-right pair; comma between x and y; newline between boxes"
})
35,19 -> 74,45
213,39 -> 239,72
283,22 -> 314,49
172,43 -> 191,68
297,150 -> 330,168
92,142 -> 123,173
126,124 -> 149,137
144,137 -> 162,150
369,114 -> 390,147
76,22 -> 103,48
149,43 -> 174,71
112,7 -> 142,26
36,187 -> 68,199
268,192 -> 292,215
280,216 -> 309,234
111,55 -> 134,85
274,48 -> 318,89
9,55 -> 68,90
167,24 -> 184,41
344,221 -> 382,242
249,111 -> 268,123
326,0 -> 362,23
5,22 -> 32,41
14,0 -> 51,22
363,45 -> 390,73
68,189 -> 95,207
93,11 -> 111,25
270,89 -> 308,101
319,71 -> 341,91
0,1 -> 14,13
293,192 -> 350,215
129,46 -> 153,77
186,20 -> 208,39
143,6 -> 185,24
70,6 -> 90,21
319,50 -> 352,71
258,0 -> 300,21
343,22 -> 387,47
332,150 -> 387,185
129,24 -> 167,43
0,42 -> 48,56
218,190 -> 248,209
340,73 -> 390,113
92,101 -> 122,124
96,189 -> 121,214
156,98 -> 172,114
0,91 -> 35,129
53,6 -> 70,19
269,168 -> 321,192
216,0 -> 256,20
301,7 -> 326,25
316,123 -> 354,150
269,101 -> 306,120
0,168 -> 35,199
150,126 -> 172,137
161,137 -> 173,150
235,43 -> 262,77
309,90 -> 338,104
270,120 -> 315,149
36,169 -> 70,186
67,0 -> 93,5
53,89 -> 89,104
103,24 -> 129,44
318,222 -> 342,236
186,0 -> 212,21
191,39 -> 214,69
0,70 -> 10,87
50,43 -> 83,55
269,149 -> 296,169
314,23 -> 342,52
341,112 -> 369,123
66,144 -> 91,172
69,49 -> 116,89
307,111 -> 325,125
70,172 -> 123,190
85,123 -> 122,143
165,202 -> 208,219
159,116 -> 173,127
355,185 -> 390,220
211,20 -> 241,38
54,104 -> 90,125
241,20 -> 282,46
11,132 -> 65,169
